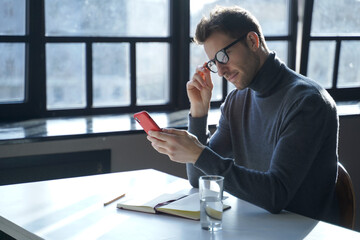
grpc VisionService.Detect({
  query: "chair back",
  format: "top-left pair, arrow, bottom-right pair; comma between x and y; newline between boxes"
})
335,162 -> 356,229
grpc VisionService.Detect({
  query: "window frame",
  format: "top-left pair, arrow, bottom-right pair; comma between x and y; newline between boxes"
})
299,0 -> 360,102
3,0 -> 355,121
0,0 -> 186,121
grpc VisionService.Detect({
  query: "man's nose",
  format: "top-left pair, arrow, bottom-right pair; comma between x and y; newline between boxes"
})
216,63 -> 226,77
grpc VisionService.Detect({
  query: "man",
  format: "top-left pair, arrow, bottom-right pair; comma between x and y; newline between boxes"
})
147,6 -> 339,224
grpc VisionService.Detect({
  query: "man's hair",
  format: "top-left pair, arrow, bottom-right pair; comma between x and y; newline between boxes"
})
194,6 -> 265,46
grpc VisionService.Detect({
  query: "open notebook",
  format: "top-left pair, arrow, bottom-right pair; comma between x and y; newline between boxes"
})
117,192 -> 230,220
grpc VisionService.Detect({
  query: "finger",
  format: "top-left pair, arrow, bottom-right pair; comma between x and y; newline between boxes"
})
147,137 -> 170,156
150,142 -> 169,156
151,143 -> 179,163
147,130 -> 174,143
202,62 -> 208,69
196,69 -> 206,82
195,66 -> 207,86
161,128 -> 187,136
187,78 -> 203,91
196,64 -> 206,74
194,72 -> 208,87
148,129 -> 163,136
202,68 -> 213,89
147,133 -> 165,144
187,73 -> 211,93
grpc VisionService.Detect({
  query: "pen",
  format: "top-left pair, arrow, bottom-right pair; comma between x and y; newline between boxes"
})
103,193 -> 126,206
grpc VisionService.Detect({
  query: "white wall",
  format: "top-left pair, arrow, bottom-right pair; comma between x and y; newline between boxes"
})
0,133 -> 187,179
338,116 -> 360,231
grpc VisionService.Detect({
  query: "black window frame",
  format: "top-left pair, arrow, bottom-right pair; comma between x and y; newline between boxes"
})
0,0 -> 189,121
3,0 -> 356,122
300,0 -> 360,102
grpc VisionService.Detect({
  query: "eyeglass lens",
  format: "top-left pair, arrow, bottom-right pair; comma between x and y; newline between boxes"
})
207,61 -> 217,72
207,51 -> 229,73
216,51 -> 229,64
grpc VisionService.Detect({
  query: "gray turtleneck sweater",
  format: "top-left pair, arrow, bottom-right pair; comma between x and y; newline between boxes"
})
186,52 -> 339,224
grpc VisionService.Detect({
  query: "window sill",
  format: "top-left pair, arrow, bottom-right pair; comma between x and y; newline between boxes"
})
0,102 -> 359,145
0,109 -> 220,145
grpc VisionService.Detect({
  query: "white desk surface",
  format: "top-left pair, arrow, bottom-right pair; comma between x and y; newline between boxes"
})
0,169 -> 359,240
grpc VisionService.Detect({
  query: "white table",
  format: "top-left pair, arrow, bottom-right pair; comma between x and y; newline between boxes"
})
0,169 -> 359,240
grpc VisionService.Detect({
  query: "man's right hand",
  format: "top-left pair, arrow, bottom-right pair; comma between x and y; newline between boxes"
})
186,64 -> 213,118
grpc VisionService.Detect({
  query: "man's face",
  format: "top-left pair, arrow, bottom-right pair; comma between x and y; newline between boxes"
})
204,31 -> 260,90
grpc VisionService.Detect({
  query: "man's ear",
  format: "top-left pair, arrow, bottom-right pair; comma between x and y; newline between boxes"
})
247,31 -> 260,50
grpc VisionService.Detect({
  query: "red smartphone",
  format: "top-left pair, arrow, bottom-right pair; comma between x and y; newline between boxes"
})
133,111 -> 161,134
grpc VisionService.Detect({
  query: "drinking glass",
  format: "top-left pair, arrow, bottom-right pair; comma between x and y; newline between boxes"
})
199,175 -> 224,231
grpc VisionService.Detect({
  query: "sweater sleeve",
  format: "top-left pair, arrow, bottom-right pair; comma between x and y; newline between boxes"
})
193,93 -> 338,214
186,104 -> 235,187
185,113 -> 210,187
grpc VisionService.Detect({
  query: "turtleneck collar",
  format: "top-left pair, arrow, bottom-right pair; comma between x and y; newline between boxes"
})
248,52 -> 284,97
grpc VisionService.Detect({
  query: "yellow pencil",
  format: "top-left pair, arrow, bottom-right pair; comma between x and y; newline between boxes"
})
103,193 -> 126,206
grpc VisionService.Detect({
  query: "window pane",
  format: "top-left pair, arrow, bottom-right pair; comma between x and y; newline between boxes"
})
0,0 -> 25,35
266,41 -> 288,65
136,43 -> 169,105
311,0 -> 360,35
337,41 -> 360,88
190,43 -> 222,101
307,41 -> 336,89
0,43 -> 25,103
190,0 -> 289,37
46,43 -> 86,110
45,0 -> 169,37
93,43 -> 130,107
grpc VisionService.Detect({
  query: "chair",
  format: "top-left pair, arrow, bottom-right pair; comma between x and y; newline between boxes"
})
335,162 -> 356,229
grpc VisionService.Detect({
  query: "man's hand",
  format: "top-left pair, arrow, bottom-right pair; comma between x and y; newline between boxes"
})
187,64 -> 213,118
147,128 -> 205,164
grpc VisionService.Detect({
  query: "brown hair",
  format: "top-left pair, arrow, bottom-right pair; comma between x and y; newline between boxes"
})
194,6 -> 265,45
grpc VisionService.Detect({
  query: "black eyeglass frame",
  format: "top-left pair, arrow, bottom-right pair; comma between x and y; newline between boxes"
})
206,33 -> 249,73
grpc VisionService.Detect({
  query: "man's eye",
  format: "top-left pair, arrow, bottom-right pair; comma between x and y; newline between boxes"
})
219,53 -> 228,62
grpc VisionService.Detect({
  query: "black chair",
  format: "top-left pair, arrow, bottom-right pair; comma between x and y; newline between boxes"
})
335,162 -> 356,229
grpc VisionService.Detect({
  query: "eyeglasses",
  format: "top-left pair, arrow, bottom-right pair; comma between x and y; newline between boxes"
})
205,33 -> 248,73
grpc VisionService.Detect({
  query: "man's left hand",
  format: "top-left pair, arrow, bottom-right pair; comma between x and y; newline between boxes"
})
147,128 -> 205,164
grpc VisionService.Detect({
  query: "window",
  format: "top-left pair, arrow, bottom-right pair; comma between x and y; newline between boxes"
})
190,0 -> 296,105
0,0 -> 26,104
45,0 -> 170,111
2,0 -> 356,121
0,0 -> 172,120
300,0 -> 360,101
0,42 -> 25,103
